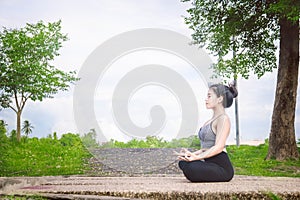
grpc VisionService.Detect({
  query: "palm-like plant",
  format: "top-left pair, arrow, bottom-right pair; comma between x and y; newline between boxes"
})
22,120 -> 34,137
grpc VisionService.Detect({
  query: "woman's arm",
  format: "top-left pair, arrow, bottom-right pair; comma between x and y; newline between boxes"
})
193,149 -> 207,155
179,116 -> 230,161
175,148 -> 207,156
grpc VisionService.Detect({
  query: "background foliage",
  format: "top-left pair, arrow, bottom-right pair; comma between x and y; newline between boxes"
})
98,135 -> 200,149
0,119 -> 299,177
0,130 -> 90,177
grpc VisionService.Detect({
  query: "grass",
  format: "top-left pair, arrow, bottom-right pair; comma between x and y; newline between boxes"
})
0,133 -> 91,177
227,143 -> 300,177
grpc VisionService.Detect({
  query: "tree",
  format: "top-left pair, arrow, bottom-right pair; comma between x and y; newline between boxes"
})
9,130 -> 17,143
81,128 -> 99,148
22,120 -> 34,138
0,120 -> 7,140
182,0 -> 299,160
0,20 -> 78,142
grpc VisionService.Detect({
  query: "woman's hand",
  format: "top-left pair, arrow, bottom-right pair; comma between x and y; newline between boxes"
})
180,148 -> 189,153
178,151 -> 199,162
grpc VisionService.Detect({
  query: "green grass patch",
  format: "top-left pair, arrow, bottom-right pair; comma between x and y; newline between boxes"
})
227,143 -> 300,177
0,133 -> 91,177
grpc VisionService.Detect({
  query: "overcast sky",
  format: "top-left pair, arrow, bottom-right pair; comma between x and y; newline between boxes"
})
0,0 -> 299,144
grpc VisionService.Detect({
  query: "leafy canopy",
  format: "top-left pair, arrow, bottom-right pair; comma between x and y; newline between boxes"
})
182,0 -> 299,79
0,20 -> 78,110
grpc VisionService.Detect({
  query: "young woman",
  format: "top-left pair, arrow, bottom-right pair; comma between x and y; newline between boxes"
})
177,83 -> 238,182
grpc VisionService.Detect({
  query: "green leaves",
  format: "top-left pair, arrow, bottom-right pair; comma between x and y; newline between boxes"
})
182,0 -> 297,80
21,120 -> 34,137
99,135 -> 200,149
267,0 -> 300,22
0,20 -> 78,105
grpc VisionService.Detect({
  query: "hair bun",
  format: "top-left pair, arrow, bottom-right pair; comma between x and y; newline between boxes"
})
229,81 -> 238,98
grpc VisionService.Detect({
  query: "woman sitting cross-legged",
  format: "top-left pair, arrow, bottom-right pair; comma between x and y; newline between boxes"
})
176,83 -> 237,182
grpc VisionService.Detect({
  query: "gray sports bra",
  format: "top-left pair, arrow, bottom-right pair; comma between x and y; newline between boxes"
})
198,115 -> 224,149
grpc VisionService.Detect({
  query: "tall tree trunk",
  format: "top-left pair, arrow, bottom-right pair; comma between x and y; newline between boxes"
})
16,110 -> 21,142
266,17 -> 299,160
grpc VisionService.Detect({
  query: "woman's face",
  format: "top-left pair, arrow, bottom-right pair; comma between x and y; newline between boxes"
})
205,88 -> 221,109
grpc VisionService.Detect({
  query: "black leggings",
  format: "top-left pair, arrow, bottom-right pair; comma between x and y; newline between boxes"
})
178,152 -> 234,182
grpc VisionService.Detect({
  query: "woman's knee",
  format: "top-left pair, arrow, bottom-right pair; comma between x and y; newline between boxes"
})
178,160 -> 187,170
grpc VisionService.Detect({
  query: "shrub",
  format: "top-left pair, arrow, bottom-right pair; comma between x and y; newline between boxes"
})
98,135 -> 200,148
60,133 -> 82,147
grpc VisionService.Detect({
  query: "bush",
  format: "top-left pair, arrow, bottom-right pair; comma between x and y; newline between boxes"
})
81,129 -> 99,148
166,135 -> 200,149
99,135 -> 200,149
60,133 -> 82,146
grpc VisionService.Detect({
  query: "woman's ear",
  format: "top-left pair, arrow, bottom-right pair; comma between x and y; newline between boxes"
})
218,96 -> 223,103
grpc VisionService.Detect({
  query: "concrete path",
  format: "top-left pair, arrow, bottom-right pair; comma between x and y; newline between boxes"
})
1,175 -> 300,199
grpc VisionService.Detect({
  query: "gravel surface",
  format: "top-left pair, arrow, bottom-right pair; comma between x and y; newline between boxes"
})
87,148 -> 184,175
